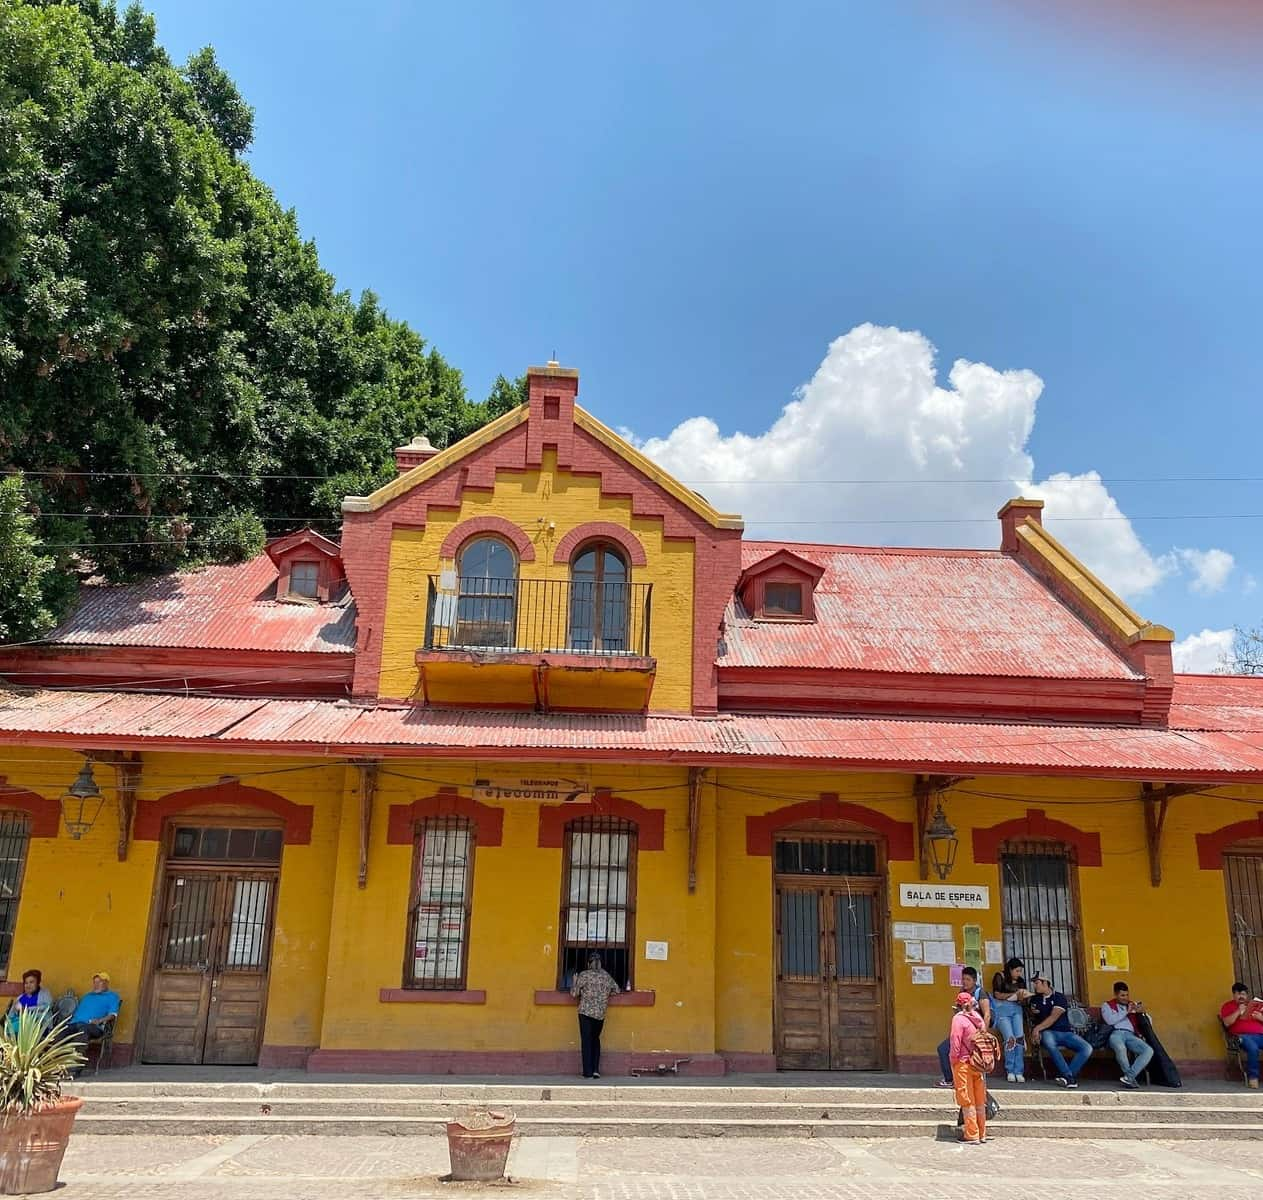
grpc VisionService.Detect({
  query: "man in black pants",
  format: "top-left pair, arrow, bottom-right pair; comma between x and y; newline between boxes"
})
570,953 -> 621,1078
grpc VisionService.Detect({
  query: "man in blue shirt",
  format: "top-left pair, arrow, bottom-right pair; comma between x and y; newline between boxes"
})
1029,973 -> 1092,1087
64,971 -> 121,1069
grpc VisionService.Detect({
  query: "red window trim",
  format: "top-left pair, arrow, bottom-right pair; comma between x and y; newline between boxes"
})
134,782 -> 313,844
387,788 -> 504,846
746,794 -> 915,859
972,809 -> 1102,867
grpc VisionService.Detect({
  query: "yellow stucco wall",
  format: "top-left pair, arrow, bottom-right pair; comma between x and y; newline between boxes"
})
320,761 -> 717,1057
0,746 -> 1258,1071
375,450 -> 697,711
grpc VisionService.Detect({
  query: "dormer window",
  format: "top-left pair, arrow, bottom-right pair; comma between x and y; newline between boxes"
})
763,582 -> 803,617
737,548 -> 824,623
289,561 -> 320,600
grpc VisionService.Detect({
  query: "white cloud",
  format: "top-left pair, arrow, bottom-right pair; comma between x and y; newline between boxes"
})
1170,548 -> 1235,595
638,323 -> 1228,600
1172,628 -> 1234,673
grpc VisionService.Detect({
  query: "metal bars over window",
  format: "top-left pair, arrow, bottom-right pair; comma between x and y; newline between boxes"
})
405,817 -> 474,990
0,814 -> 31,975
559,816 -> 636,991
999,841 -> 1083,1000
1224,851 -> 1263,994
774,837 -> 878,877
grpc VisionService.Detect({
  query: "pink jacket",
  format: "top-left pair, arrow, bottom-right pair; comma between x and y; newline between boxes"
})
950,1010 -> 984,1063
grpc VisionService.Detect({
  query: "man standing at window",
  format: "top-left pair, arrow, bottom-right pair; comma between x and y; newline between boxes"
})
570,952 -> 621,1079
1029,973 -> 1092,1088
1101,980 -> 1153,1088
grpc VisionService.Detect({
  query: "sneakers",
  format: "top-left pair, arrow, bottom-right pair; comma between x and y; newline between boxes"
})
1066,1079 -> 1079,1089
1055,1077 -> 1069,1087
1120,1075 -> 1139,1089
592,1072 -> 600,1079
1249,1078 -> 1259,1090
1016,1074 -> 1025,1083
935,1079 -> 954,1089
1006,1073 -> 1016,1083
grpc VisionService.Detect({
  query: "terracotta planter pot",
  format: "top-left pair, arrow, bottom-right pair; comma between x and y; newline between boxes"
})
0,1096 -> 83,1195
445,1110 -> 515,1182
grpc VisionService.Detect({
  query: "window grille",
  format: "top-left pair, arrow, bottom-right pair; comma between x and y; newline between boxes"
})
558,816 -> 636,991
1225,850 -> 1263,993
171,826 -> 282,863
1000,841 -> 1082,999
0,814 -> 31,975
406,817 -> 474,989
774,836 -> 878,877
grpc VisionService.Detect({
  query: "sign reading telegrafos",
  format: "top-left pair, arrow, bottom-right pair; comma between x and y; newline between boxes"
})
898,883 -> 991,910
472,777 -> 591,803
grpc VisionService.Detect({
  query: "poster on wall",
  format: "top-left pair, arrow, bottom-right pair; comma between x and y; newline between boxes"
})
1092,944 -> 1131,971
984,940 -> 1003,964
924,941 -> 957,965
949,964 -> 964,987
894,921 -> 953,941
911,966 -> 934,985
903,941 -> 924,963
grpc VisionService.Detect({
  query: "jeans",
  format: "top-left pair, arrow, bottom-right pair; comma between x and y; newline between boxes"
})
1239,1032 -> 1263,1081
1109,1030 -> 1153,1081
1041,1029 -> 1092,1080
578,1013 -> 605,1078
937,1037 -> 952,1083
992,1000 -> 1026,1076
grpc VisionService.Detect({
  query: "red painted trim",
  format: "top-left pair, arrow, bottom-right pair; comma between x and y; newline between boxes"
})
718,1051 -> 778,1073
746,794 -> 915,859
379,988 -> 487,1004
0,780 -> 61,838
537,792 -> 665,850
553,522 -> 648,567
0,982 -> 20,996
257,1044 -> 315,1069
972,808 -> 1102,867
533,989 -> 655,1007
305,1048 -> 726,1076
438,516 -> 536,563
133,781 -> 313,844
1197,814 -> 1263,869
386,788 -> 504,847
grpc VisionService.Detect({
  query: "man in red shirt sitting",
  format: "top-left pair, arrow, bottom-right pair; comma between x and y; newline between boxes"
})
1220,981 -> 1263,1089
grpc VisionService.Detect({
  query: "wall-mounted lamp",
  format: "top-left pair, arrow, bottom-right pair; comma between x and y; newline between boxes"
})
924,802 -> 959,881
60,761 -> 106,840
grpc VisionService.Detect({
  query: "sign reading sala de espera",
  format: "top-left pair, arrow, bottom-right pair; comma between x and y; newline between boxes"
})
898,883 -> 991,910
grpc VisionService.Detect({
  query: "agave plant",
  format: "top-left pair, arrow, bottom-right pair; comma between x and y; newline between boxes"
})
0,1010 -> 84,1113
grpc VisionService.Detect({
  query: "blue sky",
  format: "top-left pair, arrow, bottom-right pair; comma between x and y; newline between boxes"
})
145,1 -> 1263,669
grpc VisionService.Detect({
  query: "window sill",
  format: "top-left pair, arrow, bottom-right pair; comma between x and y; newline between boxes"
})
379,988 -> 486,1004
533,989 -> 655,1007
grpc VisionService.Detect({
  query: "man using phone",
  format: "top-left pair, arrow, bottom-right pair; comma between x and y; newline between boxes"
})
1220,981 -> 1263,1089
1029,973 -> 1092,1088
1101,980 -> 1153,1088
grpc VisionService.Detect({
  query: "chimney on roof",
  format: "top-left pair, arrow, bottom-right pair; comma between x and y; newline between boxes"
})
998,497 -> 1044,553
526,361 -> 580,468
394,435 -> 439,474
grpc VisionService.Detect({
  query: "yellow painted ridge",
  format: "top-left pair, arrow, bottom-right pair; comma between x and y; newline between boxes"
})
1016,521 -> 1174,644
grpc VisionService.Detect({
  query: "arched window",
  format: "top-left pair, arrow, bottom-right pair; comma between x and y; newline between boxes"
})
569,541 -> 629,653
455,537 -> 517,648
558,815 -> 636,989
999,840 -> 1083,1000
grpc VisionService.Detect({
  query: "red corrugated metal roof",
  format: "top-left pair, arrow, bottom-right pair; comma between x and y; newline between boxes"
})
1169,674 -> 1263,732
4,686 -> 1263,780
44,555 -> 355,654
724,541 -> 1139,680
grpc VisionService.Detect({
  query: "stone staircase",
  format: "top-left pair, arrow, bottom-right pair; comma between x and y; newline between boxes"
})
65,1080 -> 1263,1140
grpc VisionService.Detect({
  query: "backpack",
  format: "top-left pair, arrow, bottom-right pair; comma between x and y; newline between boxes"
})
966,1024 -> 1002,1074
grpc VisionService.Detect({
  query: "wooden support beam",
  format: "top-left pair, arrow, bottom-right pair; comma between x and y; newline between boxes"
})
687,768 -> 704,894
355,760 -> 380,889
88,750 -> 141,861
1141,781 -> 1203,888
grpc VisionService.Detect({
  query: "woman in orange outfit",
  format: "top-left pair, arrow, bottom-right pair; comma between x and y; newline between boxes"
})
949,990 -> 988,1144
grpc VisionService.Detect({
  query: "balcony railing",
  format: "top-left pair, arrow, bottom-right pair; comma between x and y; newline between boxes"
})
423,576 -> 653,659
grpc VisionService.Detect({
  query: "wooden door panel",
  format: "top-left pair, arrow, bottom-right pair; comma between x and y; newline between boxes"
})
776,981 -> 831,1069
829,890 -> 884,1071
774,887 -> 828,1070
203,874 -> 275,1066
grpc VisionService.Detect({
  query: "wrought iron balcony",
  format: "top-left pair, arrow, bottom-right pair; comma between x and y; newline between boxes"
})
423,576 -> 653,659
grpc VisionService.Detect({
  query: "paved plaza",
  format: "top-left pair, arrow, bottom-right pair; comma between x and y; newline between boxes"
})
53,1133 -> 1263,1199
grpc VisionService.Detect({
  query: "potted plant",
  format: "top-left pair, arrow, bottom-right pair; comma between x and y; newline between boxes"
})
0,1011 -> 85,1194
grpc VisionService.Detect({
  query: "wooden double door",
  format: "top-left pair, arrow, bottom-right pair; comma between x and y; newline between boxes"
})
142,868 -> 278,1065
774,873 -> 888,1070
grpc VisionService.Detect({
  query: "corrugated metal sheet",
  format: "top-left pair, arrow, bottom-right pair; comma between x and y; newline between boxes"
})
4,686 -> 1263,778
45,555 -> 355,654
1169,673 -> 1263,732
727,542 -> 1140,680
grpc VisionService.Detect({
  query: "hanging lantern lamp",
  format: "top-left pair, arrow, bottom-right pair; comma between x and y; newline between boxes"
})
924,801 -> 959,881
60,760 -> 106,840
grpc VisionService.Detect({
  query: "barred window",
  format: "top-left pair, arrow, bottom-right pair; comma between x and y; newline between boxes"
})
558,816 -> 636,991
405,817 -> 474,990
1000,841 -> 1082,999
0,813 -> 31,976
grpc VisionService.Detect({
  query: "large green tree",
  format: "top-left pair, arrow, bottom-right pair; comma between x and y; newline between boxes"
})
0,0 -> 517,635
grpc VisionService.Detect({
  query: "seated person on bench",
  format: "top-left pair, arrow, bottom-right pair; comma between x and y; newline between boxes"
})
62,971 -> 120,1061
1100,980 -> 1153,1088
4,969 -> 53,1033
1220,981 -> 1263,1089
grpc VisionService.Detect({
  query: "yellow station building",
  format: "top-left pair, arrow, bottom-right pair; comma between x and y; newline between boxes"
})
1,363 -> 1261,1077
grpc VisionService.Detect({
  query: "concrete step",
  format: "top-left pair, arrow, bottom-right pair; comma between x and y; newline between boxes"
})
66,1096 -> 1263,1125
66,1112 -> 1263,1140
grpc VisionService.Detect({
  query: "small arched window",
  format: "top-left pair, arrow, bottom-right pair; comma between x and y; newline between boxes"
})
569,541 -> 629,652
455,537 -> 518,649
